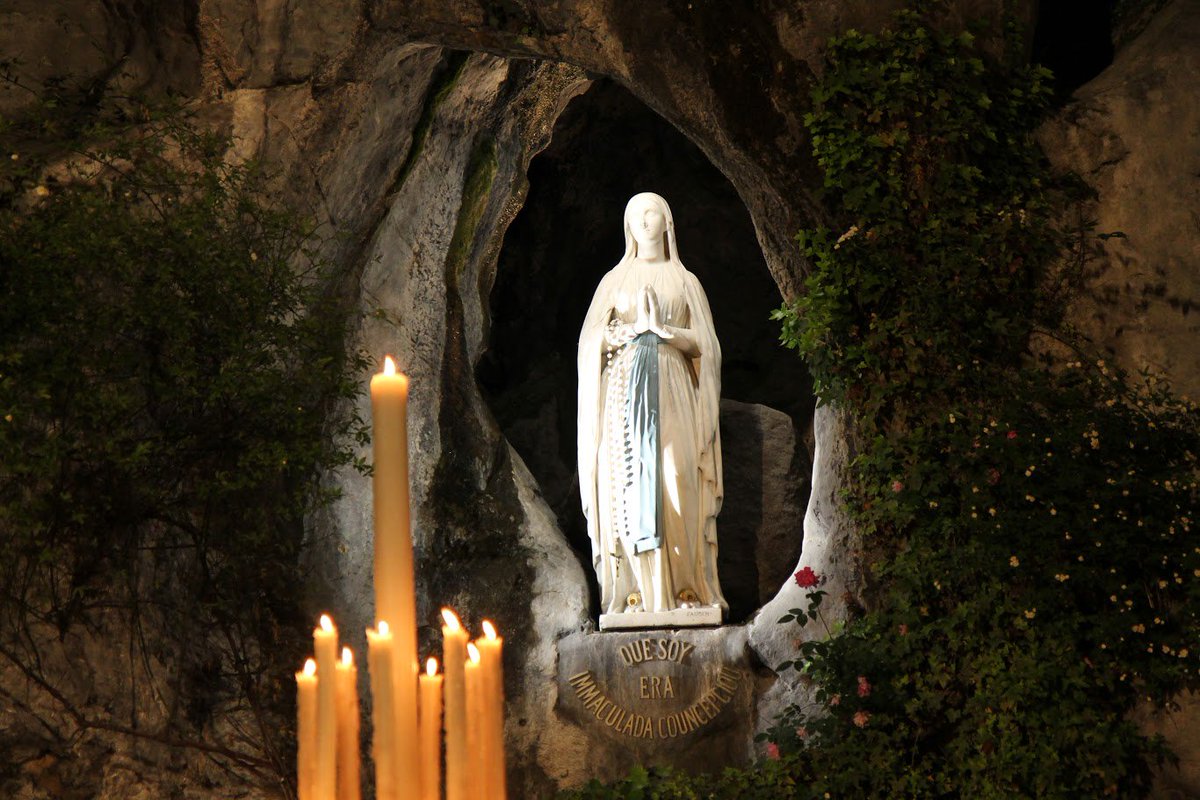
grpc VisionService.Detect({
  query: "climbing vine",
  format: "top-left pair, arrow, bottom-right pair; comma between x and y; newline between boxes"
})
765,3 -> 1200,798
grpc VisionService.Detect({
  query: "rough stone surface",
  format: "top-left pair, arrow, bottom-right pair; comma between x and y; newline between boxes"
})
0,1 -> 201,115
1039,0 -> 1200,400
9,0 -> 1199,798
366,0 -> 1032,299
1133,692 -> 1200,800
504,445 -> 593,794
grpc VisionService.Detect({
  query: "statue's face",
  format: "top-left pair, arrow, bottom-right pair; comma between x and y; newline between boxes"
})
627,197 -> 666,250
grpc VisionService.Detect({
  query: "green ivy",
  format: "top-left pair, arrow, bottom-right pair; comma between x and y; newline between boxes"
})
773,10 -> 1081,416
765,3 -> 1199,798
0,79 -> 368,788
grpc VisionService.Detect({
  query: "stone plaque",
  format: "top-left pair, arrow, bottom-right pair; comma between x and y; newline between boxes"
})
555,627 -> 757,777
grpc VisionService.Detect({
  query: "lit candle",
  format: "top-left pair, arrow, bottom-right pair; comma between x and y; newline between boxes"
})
441,609 -> 468,800
465,643 -> 484,800
314,615 -> 339,800
477,621 -> 506,800
336,647 -> 361,800
369,356 -> 420,795
418,658 -> 443,800
367,621 -> 398,800
296,659 -> 318,800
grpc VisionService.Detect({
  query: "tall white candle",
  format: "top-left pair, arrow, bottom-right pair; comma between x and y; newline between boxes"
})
369,356 -> 420,796
314,615 -> 339,800
367,622 -> 398,800
465,643 -> 484,800
418,658 -> 443,800
336,647 -> 361,800
477,621 -> 506,800
441,609 -> 468,800
296,659 -> 318,800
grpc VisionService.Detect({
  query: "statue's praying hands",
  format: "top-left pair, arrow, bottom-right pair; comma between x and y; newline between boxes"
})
634,285 -> 671,340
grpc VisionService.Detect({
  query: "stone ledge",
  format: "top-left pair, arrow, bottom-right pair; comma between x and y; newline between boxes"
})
599,607 -> 722,630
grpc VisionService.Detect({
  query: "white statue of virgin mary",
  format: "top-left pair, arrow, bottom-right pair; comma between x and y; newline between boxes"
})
577,192 -> 726,624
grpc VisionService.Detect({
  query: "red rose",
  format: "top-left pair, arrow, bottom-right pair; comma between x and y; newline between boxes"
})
794,566 -> 820,589
857,676 -> 872,697
765,742 -> 780,760
891,480 -> 904,493
1007,430 -> 1018,440
987,467 -> 1001,485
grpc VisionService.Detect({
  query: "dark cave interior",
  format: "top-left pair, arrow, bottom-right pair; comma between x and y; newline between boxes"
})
1032,0 -> 1118,99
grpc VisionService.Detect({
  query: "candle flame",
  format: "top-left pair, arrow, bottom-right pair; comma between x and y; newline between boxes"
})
467,643 -> 481,664
426,657 -> 438,676
378,620 -> 390,636
441,608 -> 461,631
341,647 -> 353,666
482,620 -> 498,640
303,658 -> 317,677
383,355 -> 396,375
319,614 -> 334,632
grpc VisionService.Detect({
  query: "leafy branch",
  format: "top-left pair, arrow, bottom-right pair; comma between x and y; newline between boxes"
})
0,78 -> 369,796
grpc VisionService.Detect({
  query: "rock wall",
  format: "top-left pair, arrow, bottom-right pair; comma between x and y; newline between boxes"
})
8,0 -> 1199,798
1040,0 -> 1200,402
1040,2 -> 1200,795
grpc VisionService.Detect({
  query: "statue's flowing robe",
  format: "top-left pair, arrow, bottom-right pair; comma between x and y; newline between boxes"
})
578,260 -> 726,615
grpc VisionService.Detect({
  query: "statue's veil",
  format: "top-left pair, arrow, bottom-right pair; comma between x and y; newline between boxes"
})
620,191 -> 679,265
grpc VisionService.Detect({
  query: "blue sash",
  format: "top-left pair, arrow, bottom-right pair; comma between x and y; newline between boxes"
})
625,333 -> 662,554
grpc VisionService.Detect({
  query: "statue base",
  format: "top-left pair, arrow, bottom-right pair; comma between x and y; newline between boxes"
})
599,607 -> 722,630
555,626 -> 754,778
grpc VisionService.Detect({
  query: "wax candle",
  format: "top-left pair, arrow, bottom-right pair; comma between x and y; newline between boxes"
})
418,658 -> 443,800
367,621 -> 398,800
370,356 -> 420,794
336,647 -> 361,800
296,659 -> 318,800
314,615 -> 339,800
478,621 -> 506,800
465,643 -> 484,800
441,609 -> 468,800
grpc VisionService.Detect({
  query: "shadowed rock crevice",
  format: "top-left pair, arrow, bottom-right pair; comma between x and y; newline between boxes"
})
1032,0 -> 1117,100
392,51 -> 474,199
423,134 -> 535,658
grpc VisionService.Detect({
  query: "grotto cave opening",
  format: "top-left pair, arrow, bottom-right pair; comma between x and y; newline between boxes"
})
477,78 -> 815,624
